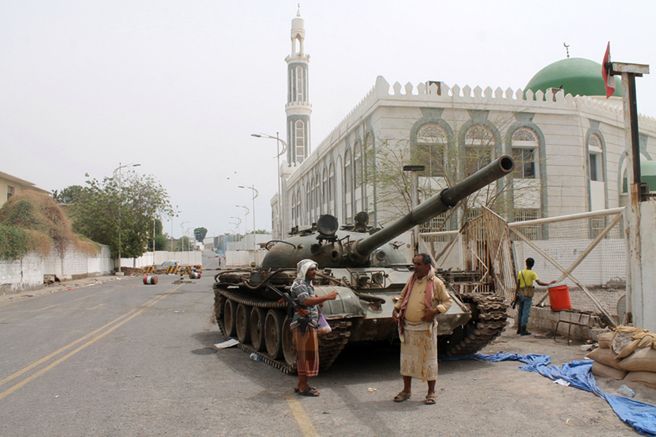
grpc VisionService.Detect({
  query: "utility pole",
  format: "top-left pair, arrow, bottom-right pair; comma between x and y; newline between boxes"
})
606,57 -> 651,328
403,164 -> 425,255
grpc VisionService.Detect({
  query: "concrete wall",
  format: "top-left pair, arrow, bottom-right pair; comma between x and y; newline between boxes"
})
0,245 -> 113,294
635,200 -> 656,331
226,250 -> 267,267
120,251 -> 202,268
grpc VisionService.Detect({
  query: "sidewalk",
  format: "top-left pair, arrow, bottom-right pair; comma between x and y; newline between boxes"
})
0,274 -> 125,307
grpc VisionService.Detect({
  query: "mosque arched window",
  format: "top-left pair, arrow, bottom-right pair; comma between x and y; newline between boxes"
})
416,123 -> 448,177
511,128 -> 539,179
588,133 -> 604,182
344,148 -> 353,223
464,125 -> 495,176
328,163 -> 335,215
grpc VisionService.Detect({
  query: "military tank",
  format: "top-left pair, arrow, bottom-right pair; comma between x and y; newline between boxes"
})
214,155 -> 514,373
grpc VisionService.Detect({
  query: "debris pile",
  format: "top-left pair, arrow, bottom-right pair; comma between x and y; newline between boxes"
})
587,326 -> 656,389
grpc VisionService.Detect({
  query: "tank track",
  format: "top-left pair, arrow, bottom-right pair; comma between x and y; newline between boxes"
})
214,286 -> 352,374
441,292 -> 507,356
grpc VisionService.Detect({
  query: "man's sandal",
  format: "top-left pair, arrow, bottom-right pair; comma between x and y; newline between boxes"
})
393,391 -> 411,402
297,387 -> 320,397
294,385 -> 317,393
424,393 -> 437,405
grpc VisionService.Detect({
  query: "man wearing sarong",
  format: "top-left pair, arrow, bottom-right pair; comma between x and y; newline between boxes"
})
290,259 -> 337,397
392,253 -> 452,405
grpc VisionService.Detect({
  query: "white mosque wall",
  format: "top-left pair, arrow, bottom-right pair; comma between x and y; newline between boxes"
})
282,76 -> 656,233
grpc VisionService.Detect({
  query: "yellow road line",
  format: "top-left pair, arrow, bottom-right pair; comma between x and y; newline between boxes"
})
286,396 -> 319,437
0,286 -> 179,399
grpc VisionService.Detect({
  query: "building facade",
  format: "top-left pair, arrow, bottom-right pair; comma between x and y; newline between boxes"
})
0,171 -> 50,209
271,14 -> 656,241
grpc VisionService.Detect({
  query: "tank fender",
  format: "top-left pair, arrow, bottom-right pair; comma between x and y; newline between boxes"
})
314,285 -> 365,318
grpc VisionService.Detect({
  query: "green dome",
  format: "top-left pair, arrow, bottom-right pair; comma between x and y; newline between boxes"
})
525,58 -> 622,97
623,159 -> 656,193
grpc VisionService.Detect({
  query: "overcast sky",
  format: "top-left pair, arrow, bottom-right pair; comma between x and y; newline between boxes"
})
2,0 -> 655,238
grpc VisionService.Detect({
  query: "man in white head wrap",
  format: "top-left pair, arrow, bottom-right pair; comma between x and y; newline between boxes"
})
290,259 -> 337,396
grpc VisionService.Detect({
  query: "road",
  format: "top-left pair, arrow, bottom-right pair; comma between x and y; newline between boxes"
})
0,272 -> 637,436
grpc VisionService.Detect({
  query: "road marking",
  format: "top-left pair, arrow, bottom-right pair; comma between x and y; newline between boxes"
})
286,396 -> 319,437
0,286 -> 180,400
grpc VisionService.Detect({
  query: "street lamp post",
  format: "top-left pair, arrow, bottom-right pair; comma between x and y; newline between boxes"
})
235,205 -> 249,236
238,184 -> 258,233
113,162 -> 141,275
251,132 -> 288,238
180,221 -> 189,252
403,164 -> 425,255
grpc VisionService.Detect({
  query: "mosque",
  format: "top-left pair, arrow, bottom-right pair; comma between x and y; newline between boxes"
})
270,11 -> 656,240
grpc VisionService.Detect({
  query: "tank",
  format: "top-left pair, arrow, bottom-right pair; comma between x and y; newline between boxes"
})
213,155 -> 514,373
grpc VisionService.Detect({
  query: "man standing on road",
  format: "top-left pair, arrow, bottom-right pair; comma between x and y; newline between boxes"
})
290,259 -> 337,397
392,253 -> 452,405
516,257 -> 556,336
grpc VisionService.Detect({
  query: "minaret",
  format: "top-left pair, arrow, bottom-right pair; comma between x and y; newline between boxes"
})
285,6 -> 311,165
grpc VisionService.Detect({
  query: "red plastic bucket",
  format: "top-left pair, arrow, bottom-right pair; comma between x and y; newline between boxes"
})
548,285 -> 572,311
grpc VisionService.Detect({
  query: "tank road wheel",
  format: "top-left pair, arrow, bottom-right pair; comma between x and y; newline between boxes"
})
281,315 -> 297,368
214,294 -> 225,331
264,309 -> 284,360
223,299 -> 236,338
249,307 -> 265,351
235,304 -> 251,344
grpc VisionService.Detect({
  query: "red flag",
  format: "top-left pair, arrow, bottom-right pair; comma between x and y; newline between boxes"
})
602,42 -> 615,98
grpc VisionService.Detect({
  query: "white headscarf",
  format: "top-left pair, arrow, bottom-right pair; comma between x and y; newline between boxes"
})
295,259 -> 318,283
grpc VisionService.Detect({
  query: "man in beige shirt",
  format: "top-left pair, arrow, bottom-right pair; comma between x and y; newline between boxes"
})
392,253 -> 452,405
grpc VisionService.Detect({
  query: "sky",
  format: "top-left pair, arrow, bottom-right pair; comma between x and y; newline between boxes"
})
2,0 -> 655,238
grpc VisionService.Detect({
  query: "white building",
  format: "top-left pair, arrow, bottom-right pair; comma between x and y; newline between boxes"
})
271,13 -> 656,240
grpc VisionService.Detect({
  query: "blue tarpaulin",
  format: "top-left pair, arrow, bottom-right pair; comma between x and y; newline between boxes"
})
470,352 -> 656,436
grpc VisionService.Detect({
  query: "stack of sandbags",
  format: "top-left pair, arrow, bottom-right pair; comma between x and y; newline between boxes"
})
588,326 -> 656,389
588,331 -> 626,380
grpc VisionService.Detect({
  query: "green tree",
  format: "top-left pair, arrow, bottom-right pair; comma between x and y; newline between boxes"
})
66,172 -> 175,259
193,227 -> 208,242
52,185 -> 85,204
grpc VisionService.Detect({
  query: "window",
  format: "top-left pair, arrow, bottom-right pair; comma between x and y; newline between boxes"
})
295,120 -> 305,163
328,163 -> 335,215
464,125 -> 494,176
295,66 -> 304,102
419,213 -> 448,232
364,135 -> 375,212
512,208 -> 541,240
7,185 -> 15,201
322,166 -> 328,214
588,134 -> 604,182
511,128 -> 538,179
344,149 -> 353,223
354,143 -> 363,188
416,124 -> 448,177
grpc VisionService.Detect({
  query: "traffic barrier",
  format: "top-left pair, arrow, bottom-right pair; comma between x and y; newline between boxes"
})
143,275 -> 158,285
144,265 -> 155,273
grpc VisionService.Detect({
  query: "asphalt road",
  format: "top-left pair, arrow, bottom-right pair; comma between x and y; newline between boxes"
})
0,272 -> 638,436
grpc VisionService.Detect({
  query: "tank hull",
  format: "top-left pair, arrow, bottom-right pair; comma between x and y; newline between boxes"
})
213,266 -> 507,373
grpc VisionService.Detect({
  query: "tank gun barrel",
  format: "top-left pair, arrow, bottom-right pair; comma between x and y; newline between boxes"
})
352,155 -> 514,261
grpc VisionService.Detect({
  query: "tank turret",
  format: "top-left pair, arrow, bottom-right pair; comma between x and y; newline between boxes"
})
262,155 -> 513,268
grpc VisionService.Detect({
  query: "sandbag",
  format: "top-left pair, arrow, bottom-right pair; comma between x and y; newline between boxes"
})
618,347 -> 656,373
623,371 -> 656,390
612,331 -> 635,356
586,347 -> 623,370
592,361 -> 627,380
597,331 -> 614,349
